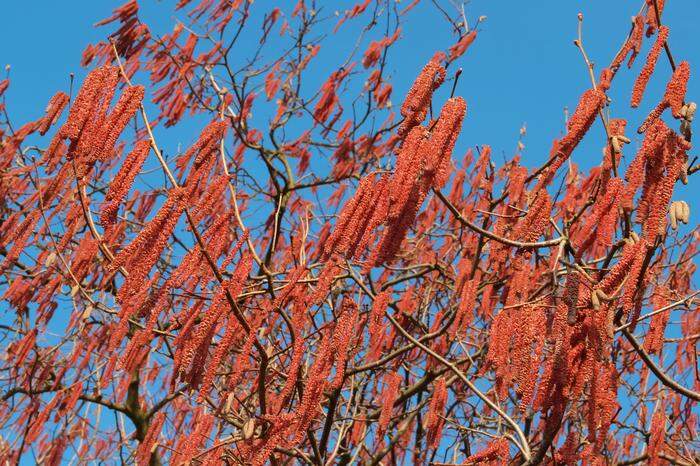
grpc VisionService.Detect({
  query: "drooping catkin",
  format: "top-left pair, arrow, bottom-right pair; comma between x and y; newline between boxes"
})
38,92 -> 70,135
109,187 -> 186,299
371,181 -> 426,265
353,174 -> 391,261
638,61 -> 690,133
587,361 -> 618,450
641,154 -> 686,240
197,315 -> 238,399
175,120 -> 228,179
330,299 -> 359,389
389,126 -> 428,218
187,252 -> 253,388
595,238 -> 645,297
61,65 -> 119,141
536,89 -> 606,191
0,210 -> 42,275
323,174 -> 377,259
575,177 -> 623,255
511,191 -> 552,243
631,26 -> 669,108
452,278 -> 477,336
484,308 -> 514,397
177,291 -> 227,385
273,305 -> 306,412
135,411 -> 166,466
643,286 -> 671,354
226,305 -> 265,394
425,377 -> 448,449
313,68 -> 350,124
292,332 -> 335,442
367,289 -> 391,360
448,30 -> 477,61
100,140 -> 151,227
513,305 -> 546,412
463,437 -> 510,464
560,89 -> 607,158
621,119 -> 669,211
425,97 -> 467,189
646,400 -> 666,466
377,370 -> 402,436
92,85 -> 145,161
399,57 -> 445,136
610,15 -> 645,71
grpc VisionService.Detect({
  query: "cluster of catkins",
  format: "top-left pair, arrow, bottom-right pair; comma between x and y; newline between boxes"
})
475,9 -> 694,462
323,55 -> 466,268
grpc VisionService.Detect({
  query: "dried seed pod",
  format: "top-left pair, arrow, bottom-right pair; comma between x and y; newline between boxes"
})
606,305 -> 617,338
596,289 -> 611,302
611,136 -> 622,153
681,162 -> 689,185
224,392 -> 235,414
44,252 -> 57,268
674,202 -> 684,224
591,289 -> 601,310
243,418 -> 255,440
624,231 -> 641,245
679,200 -> 690,223
670,202 -> 679,230
680,119 -> 692,141
82,305 -> 94,320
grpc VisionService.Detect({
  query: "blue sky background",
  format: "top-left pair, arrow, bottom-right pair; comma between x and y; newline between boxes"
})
2,0 -> 700,181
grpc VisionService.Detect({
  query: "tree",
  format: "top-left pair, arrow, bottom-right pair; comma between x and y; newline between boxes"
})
0,0 -> 698,464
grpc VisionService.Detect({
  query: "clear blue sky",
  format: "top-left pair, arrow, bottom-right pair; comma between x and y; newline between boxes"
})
3,1 -> 699,180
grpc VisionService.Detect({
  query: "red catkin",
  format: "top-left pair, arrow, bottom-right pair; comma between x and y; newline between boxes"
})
135,411 -> 166,465
425,97 -> 467,189
100,140 -> 151,227
448,30 -> 477,61
38,92 -> 70,135
647,400 -> 666,465
109,187 -> 187,299
631,26 -> 669,108
643,286 -> 671,354
92,85 -> 145,161
425,378 -> 448,449
330,300 -> 360,388
464,437 -> 509,464
638,61 -> 690,133
399,57 -> 445,137
536,88 -> 606,191
377,370 -> 402,436
62,65 -> 119,141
